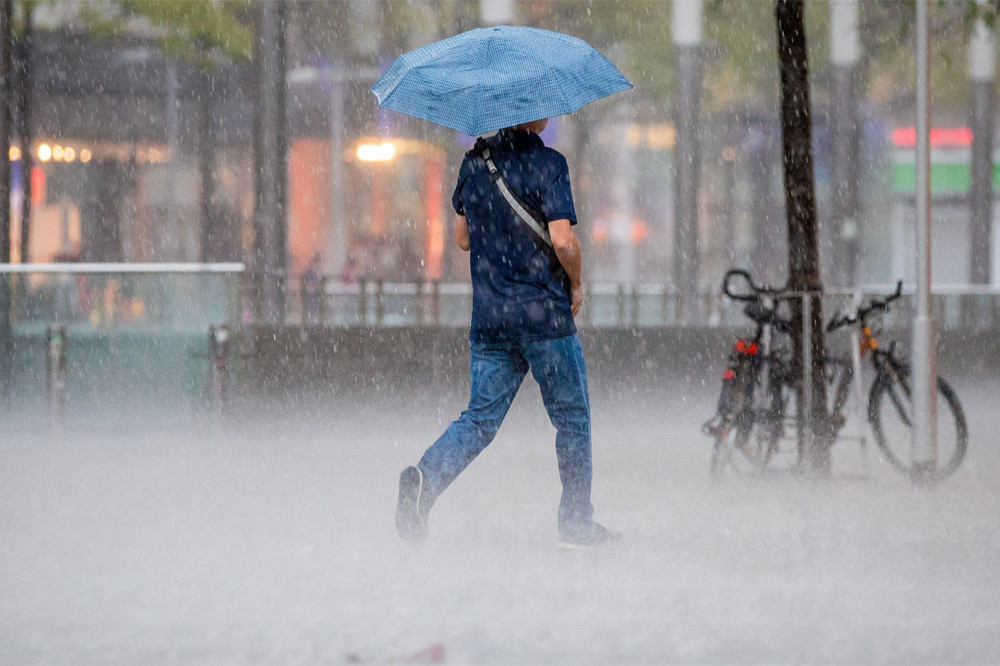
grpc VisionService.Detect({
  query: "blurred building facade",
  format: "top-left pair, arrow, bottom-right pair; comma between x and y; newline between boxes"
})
6,0 -> 999,302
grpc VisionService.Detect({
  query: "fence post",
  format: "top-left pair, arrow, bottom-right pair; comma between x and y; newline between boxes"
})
46,325 -> 67,437
208,324 -> 230,427
416,280 -> 426,325
319,274 -> 328,326
375,279 -> 384,327
800,293 -> 813,470
432,280 -> 441,325
617,283 -> 626,325
358,277 -> 368,325
630,284 -> 640,326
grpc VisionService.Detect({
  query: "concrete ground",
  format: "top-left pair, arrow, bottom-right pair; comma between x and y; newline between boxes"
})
2,369 -> 999,664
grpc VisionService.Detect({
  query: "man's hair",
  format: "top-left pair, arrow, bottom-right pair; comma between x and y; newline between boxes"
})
509,118 -> 547,133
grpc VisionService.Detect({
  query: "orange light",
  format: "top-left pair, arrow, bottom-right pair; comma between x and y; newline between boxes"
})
592,225 -> 609,244
37,144 -> 52,162
647,124 -> 676,150
8,146 -> 20,161
80,149 -> 92,163
630,220 -> 648,243
626,125 -> 642,146
356,142 -> 397,162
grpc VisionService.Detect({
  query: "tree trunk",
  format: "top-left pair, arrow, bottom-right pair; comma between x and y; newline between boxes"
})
252,0 -> 288,324
15,3 -> 30,264
199,69 -> 216,263
775,0 -> 830,473
0,0 -> 12,394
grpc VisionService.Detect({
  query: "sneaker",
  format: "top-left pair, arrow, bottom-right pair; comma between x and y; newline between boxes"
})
396,466 -> 434,543
557,522 -> 623,550
702,416 -> 726,437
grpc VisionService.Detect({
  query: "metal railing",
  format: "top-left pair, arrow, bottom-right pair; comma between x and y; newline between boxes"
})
292,278 -> 1000,330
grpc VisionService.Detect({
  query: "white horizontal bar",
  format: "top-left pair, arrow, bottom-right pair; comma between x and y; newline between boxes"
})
0,262 -> 246,274
309,279 -> 1000,298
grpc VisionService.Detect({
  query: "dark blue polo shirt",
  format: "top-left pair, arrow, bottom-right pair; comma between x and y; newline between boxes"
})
452,129 -> 578,343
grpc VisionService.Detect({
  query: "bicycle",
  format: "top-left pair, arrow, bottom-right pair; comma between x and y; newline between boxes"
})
702,270 -> 794,476
705,269 -> 969,482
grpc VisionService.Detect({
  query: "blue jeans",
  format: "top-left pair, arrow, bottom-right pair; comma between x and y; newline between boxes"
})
418,333 -> 594,532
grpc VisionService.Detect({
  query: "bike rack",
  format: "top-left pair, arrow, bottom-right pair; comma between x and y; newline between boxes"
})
786,288 -> 873,474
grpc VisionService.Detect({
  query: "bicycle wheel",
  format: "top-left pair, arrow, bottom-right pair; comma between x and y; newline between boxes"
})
710,410 -> 778,477
868,364 -> 968,481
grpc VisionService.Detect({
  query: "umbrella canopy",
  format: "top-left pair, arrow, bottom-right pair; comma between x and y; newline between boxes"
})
371,25 -> 633,137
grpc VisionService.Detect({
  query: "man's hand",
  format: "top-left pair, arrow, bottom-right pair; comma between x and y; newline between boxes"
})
570,283 -> 583,317
454,214 -> 470,251
549,219 -> 584,318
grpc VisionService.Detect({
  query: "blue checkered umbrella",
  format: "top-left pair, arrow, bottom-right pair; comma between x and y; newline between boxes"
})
371,25 -> 633,137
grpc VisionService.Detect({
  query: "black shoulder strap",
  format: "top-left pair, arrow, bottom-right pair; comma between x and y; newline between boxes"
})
474,139 -> 553,248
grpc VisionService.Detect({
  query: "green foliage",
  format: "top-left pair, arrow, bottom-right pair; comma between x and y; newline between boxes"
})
80,0 -> 253,67
522,1 -> 674,110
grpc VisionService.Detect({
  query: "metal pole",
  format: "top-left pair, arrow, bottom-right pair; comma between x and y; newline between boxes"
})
358,276 -> 368,325
480,0 -> 514,24
166,62 -> 179,257
912,0 -> 938,481
46,325 -> 66,438
209,325 -> 229,429
327,63 -> 347,279
613,90 -> 636,284
830,0 -> 861,288
969,0 -> 994,286
672,0 -> 703,300
801,293 -> 813,469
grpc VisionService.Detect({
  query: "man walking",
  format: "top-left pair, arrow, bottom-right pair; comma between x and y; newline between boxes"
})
395,118 -> 620,549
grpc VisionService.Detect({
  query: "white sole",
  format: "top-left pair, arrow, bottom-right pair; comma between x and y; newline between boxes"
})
556,539 -> 620,550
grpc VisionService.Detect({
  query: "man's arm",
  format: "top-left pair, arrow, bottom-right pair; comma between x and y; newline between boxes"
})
454,214 -> 470,251
548,218 -> 583,317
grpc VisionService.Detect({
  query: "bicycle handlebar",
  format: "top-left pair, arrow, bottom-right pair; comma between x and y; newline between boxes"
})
722,269 -> 787,302
826,280 -> 904,332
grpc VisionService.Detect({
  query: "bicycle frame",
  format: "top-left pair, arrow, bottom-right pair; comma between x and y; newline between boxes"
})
829,287 -> 908,429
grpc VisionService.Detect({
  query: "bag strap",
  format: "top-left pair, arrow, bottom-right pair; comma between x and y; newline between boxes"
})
475,140 -> 553,248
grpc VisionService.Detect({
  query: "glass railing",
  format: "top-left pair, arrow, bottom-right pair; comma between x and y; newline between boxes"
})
0,263 -> 244,334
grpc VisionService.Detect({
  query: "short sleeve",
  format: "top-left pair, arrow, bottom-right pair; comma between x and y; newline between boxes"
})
540,154 -> 577,225
451,156 -> 472,216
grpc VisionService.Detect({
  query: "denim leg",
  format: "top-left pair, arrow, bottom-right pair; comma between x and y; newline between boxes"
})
418,341 -> 528,496
521,334 -> 594,532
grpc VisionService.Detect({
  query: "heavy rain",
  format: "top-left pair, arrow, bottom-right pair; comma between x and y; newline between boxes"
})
1,1 -> 999,664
